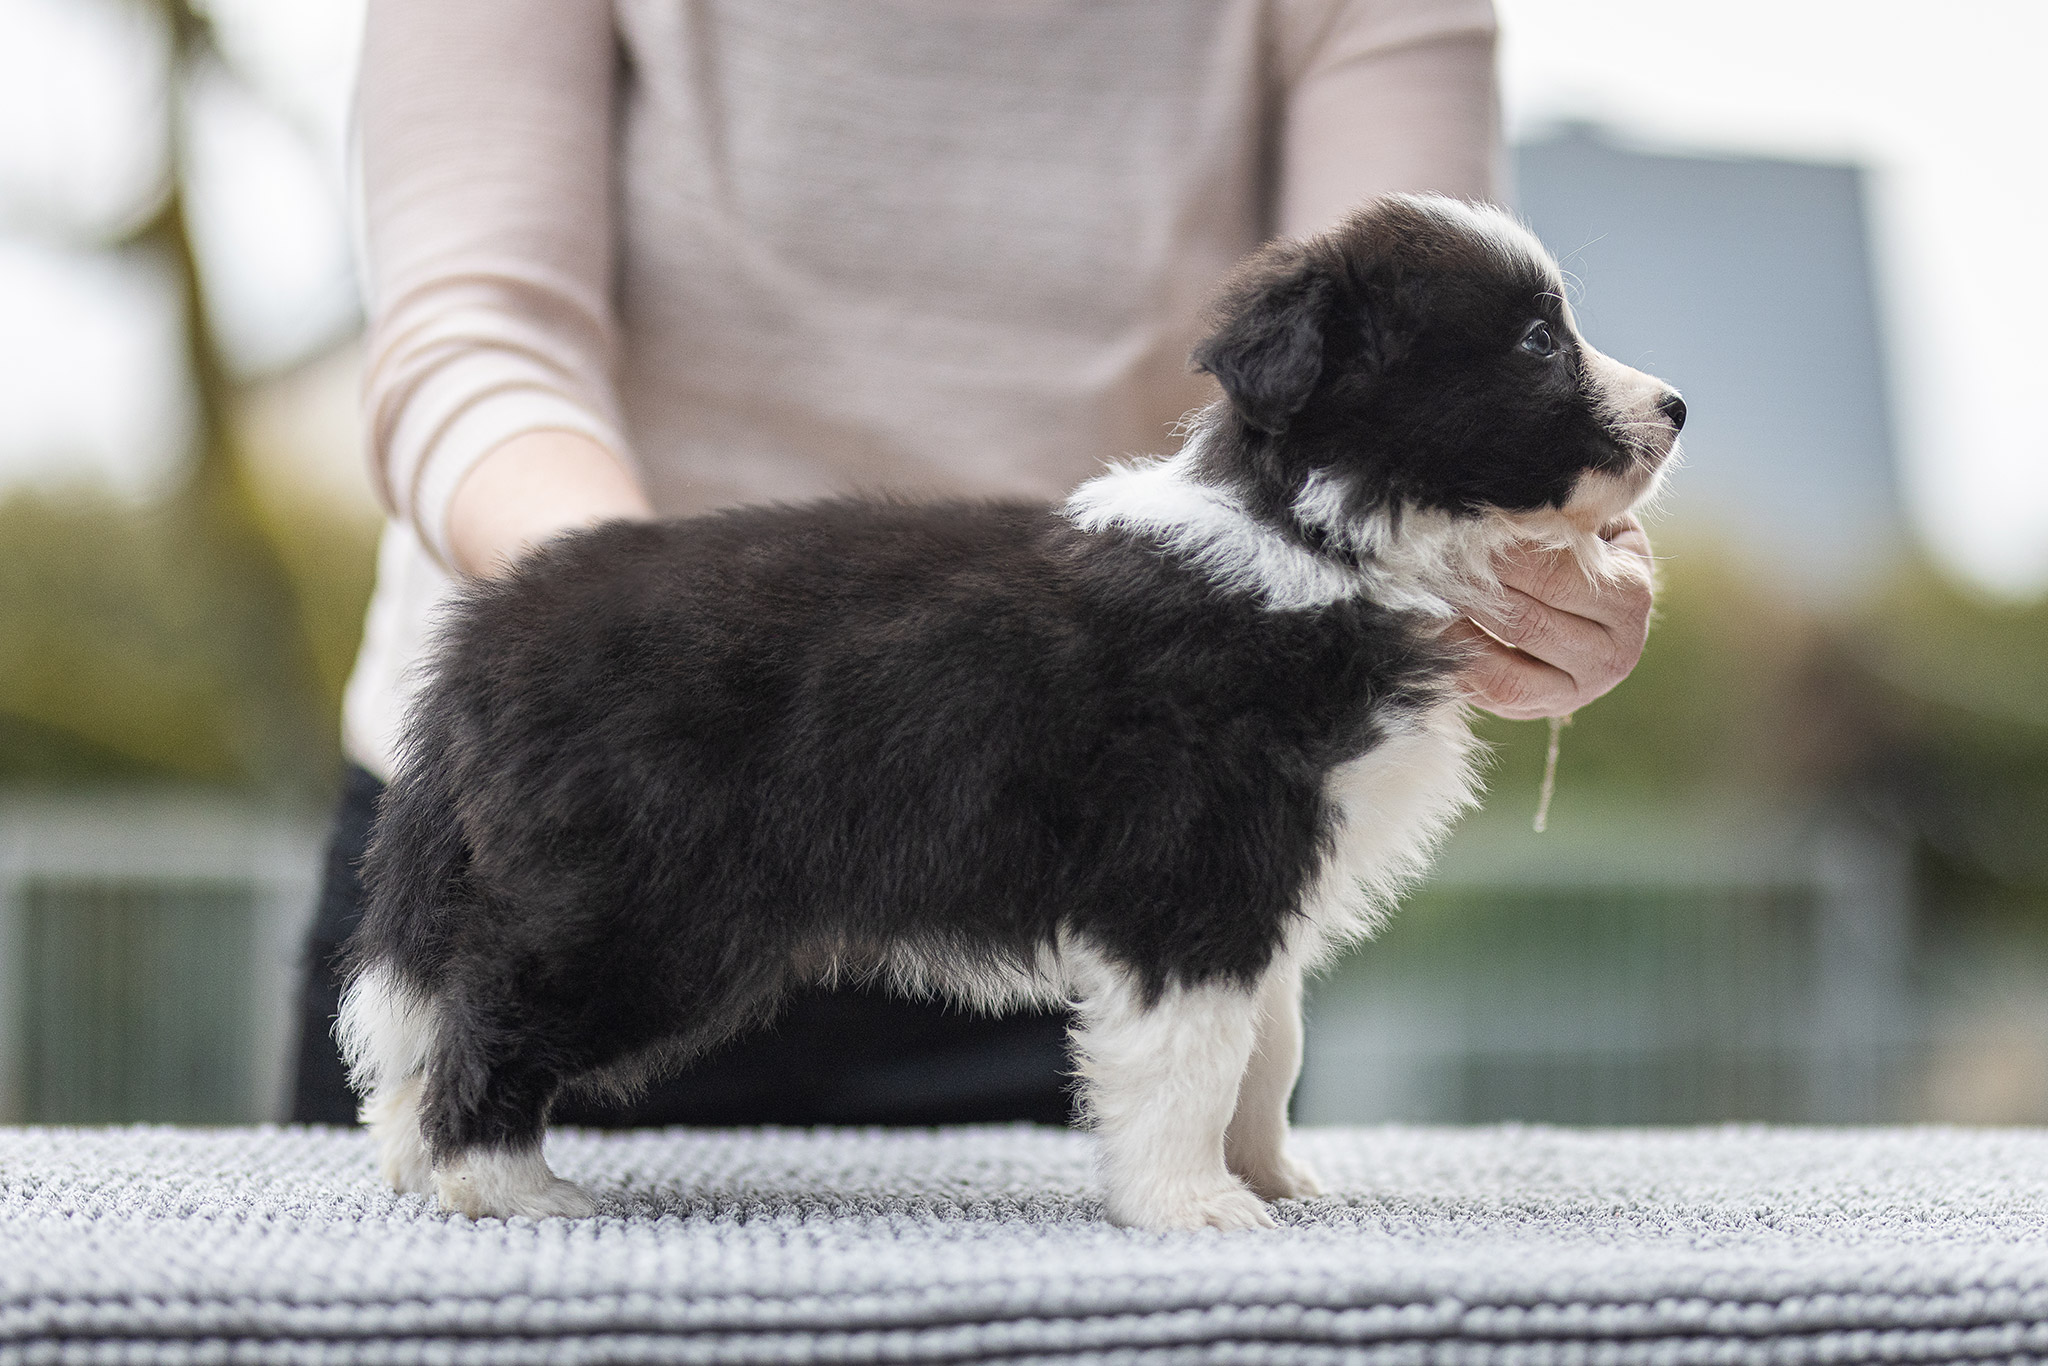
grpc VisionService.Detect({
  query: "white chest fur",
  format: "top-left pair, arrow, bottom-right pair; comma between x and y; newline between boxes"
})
1293,700 -> 1483,966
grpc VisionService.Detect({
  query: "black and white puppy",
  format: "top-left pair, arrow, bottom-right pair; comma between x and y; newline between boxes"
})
339,194 -> 1683,1231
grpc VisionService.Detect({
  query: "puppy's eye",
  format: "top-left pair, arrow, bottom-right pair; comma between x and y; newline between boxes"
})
1520,321 -> 1557,358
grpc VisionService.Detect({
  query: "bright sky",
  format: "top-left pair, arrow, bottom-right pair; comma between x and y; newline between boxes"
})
0,0 -> 2043,595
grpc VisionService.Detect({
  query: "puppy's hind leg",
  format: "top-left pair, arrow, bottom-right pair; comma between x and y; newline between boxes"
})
1224,960 -> 1324,1202
1069,958 -> 1272,1231
362,1075 -> 436,1195
336,964 -> 437,1196
417,997 -> 596,1220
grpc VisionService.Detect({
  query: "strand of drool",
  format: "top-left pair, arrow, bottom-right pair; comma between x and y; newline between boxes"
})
1533,712 -> 1572,834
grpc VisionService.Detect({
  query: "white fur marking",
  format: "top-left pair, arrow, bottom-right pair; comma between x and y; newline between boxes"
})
1224,963 -> 1323,1202
1578,346 -> 1683,527
1066,414 -> 1636,619
1297,701 -> 1486,964
1290,470 -> 1518,617
338,964 -> 447,1201
1065,426 -> 1366,612
435,1145 -> 597,1220
362,1074 -> 434,1195
336,962 -> 438,1096
1065,946 -> 1274,1231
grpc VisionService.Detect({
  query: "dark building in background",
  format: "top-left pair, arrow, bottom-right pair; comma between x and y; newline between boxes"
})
1513,125 -> 1906,598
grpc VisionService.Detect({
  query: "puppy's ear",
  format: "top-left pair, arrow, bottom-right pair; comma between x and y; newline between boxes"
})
1192,245 -> 1338,435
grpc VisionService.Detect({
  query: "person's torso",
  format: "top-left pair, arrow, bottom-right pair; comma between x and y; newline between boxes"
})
609,0 -> 1275,511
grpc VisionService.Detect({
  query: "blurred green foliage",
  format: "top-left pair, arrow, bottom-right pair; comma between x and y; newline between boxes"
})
1476,534 -> 2048,923
0,483 -> 374,794
1475,540 -> 1824,805
0,0 -> 377,799
1852,567 -> 2048,928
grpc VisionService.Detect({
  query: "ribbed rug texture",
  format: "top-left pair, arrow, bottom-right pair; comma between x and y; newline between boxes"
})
4,1124 -> 2048,1363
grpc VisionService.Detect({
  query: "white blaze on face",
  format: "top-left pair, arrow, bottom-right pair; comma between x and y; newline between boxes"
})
1565,345 -> 1684,535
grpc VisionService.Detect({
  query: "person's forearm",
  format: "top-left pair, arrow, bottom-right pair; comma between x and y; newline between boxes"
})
357,0 -> 627,572
445,430 -> 654,579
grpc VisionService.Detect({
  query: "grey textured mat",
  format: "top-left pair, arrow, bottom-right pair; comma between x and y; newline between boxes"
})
4,1124 -> 2048,1363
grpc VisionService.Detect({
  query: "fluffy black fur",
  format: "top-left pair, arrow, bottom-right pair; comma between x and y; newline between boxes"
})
358,503 -> 1449,1154
343,193 -> 1680,1173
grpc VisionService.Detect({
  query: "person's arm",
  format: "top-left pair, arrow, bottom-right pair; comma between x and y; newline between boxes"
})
1272,0 -> 1501,239
356,0 -> 649,579
445,431 -> 653,580
1273,0 -> 1653,718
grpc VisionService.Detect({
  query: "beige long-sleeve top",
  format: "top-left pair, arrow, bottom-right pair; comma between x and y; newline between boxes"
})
343,0 -> 1501,780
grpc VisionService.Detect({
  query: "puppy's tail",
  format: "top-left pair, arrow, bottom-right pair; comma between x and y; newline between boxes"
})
335,760 -> 466,1101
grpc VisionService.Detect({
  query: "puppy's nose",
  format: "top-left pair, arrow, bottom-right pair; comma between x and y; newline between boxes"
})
1657,391 -> 1687,431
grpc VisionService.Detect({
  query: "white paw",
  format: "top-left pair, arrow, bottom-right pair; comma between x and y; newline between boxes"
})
438,1170 -> 598,1220
381,1144 -> 435,1196
433,1148 -> 599,1219
1108,1180 -> 1277,1232
1236,1150 -> 1325,1202
533,1178 -> 599,1219
511,1177 -> 599,1220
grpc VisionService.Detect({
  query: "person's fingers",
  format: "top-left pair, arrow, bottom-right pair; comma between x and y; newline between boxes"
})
1476,516 -> 1654,705
1442,618 -> 1582,721
1450,518 -> 1658,720
1461,584 -> 1623,692
1601,514 -> 1653,566
1495,535 -> 1652,632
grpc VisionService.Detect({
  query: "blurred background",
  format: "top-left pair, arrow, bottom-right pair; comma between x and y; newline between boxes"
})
0,0 -> 2042,1127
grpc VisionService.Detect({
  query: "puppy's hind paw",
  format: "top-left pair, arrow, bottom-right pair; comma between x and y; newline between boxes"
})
1239,1151 -> 1325,1203
434,1148 -> 599,1220
381,1144 -> 436,1198
1108,1180 -> 1277,1232
514,1176 -> 599,1220
440,1172 -> 598,1221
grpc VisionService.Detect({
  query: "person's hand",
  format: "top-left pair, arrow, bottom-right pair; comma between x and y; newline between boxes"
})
445,430 -> 654,579
1447,517 -> 1654,721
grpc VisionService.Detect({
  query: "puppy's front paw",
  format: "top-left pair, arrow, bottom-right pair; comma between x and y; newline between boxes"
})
1237,1150 -> 1325,1202
1108,1180 -> 1277,1232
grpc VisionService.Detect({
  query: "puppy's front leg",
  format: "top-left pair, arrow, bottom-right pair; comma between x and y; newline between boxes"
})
1224,961 -> 1324,1202
1071,966 -> 1272,1231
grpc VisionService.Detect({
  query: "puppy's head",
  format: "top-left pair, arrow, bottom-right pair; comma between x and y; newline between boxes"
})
1191,194 -> 1682,562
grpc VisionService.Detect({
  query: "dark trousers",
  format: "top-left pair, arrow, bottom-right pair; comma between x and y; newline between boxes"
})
289,765 -> 1077,1126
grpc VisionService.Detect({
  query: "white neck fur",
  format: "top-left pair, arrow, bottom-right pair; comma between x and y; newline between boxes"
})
1063,417 -> 1619,617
